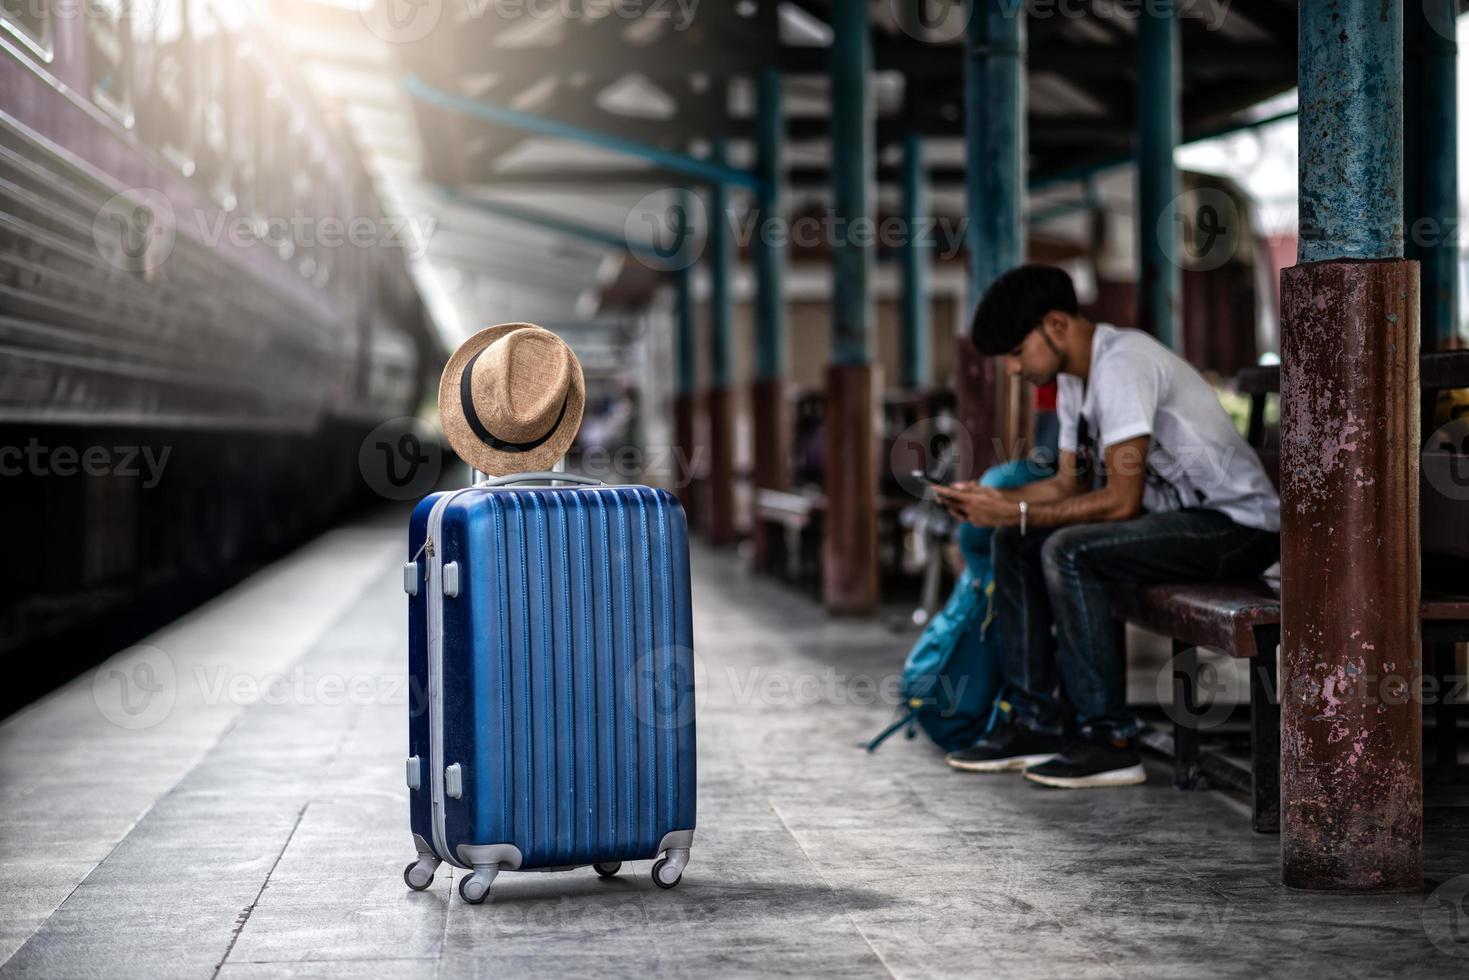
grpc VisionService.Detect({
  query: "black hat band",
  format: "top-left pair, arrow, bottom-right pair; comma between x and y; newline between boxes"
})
459,348 -> 569,453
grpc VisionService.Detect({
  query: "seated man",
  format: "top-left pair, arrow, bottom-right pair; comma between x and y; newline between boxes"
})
934,265 -> 1280,789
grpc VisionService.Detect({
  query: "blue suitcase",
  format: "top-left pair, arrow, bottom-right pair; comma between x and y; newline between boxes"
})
401,473 -> 697,904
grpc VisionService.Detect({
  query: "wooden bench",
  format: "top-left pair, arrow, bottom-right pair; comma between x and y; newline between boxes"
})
753,487 -> 913,590
1112,579 -> 1283,829
1115,350 -> 1469,832
753,488 -> 821,586
1115,579 -> 1469,831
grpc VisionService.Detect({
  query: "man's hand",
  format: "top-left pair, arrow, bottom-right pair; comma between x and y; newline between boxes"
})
933,436 -> 1151,531
932,484 -> 1017,527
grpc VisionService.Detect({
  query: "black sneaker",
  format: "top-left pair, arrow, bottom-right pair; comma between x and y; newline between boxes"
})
1023,738 -> 1147,788
945,720 -> 1064,773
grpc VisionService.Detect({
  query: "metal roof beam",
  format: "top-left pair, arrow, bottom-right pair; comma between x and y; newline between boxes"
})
405,74 -> 760,188
458,40 -> 1292,81
459,106 -> 1299,193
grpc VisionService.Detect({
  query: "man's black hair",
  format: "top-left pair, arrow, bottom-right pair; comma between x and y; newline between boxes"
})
968,264 -> 1079,355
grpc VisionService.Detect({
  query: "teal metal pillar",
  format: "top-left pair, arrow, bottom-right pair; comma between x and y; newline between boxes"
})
960,0 -> 1025,471
831,0 -> 874,365
1280,0 -> 1420,891
824,0 -> 878,614
1405,0 -> 1459,353
703,139 -> 736,545
900,133 -> 932,390
752,67 -> 790,569
709,140 -> 734,391
673,189 -> 698,517
1137,1 -> 1179,349
675,236 -> 695,398
754,68 -> 788,385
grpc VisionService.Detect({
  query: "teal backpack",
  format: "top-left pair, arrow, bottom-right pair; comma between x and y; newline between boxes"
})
865,459 -> 1051,753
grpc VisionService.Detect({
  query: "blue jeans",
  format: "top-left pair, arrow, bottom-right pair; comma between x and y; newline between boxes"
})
989,508 -> 1279,741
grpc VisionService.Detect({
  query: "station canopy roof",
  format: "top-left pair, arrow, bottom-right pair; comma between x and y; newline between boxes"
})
279,0 -> 1460,348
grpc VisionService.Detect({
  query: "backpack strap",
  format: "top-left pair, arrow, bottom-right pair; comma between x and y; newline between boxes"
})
978,577 -> 998,639
980,694 -> 1011,739
862,706 -> 918,753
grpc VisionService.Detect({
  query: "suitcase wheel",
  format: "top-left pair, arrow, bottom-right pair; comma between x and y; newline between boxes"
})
651,857 -> 681,890
651,847 -> 690,890
458,867 -> 498,904
403,856 -> 439,892
593,862 -> 622,879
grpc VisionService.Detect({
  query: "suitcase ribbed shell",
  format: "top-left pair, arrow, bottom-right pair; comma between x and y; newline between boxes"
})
409,485 -> 696,870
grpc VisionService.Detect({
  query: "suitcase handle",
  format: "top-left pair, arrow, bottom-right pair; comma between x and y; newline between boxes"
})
477,472 -> 605,488
409,472 -> 608,562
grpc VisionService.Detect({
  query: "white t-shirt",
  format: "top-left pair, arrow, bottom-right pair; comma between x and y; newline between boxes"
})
1056,323 -> 1280,532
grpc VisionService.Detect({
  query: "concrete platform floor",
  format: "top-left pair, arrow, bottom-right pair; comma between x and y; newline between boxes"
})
3,506 -> 1468,979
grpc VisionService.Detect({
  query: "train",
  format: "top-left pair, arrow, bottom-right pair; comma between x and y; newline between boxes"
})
0,0 -> 440,708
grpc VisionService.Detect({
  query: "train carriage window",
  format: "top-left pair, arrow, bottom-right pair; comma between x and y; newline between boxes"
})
88,0 -> 133,124
134,0 -> 194,174
1,0 -> 52,57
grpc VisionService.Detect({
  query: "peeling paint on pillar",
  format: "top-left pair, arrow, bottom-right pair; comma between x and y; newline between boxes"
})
1279,259 -> 1421,892
1297,0 -> 1404,263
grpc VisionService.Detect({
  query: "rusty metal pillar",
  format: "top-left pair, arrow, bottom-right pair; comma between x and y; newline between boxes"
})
751,65 -> 790,571
1280,0 -> 1421,892
703,140 -> 736,546
960,0 -> 1025,476
824,0 -> 879,614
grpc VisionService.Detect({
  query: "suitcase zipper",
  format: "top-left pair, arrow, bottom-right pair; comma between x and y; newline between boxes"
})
424,489 -> 470,867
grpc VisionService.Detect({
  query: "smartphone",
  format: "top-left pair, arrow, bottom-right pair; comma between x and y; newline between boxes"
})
911,470 -> 948,489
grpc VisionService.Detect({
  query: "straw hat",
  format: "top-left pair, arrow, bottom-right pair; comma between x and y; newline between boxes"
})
438,323 -> 585,476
